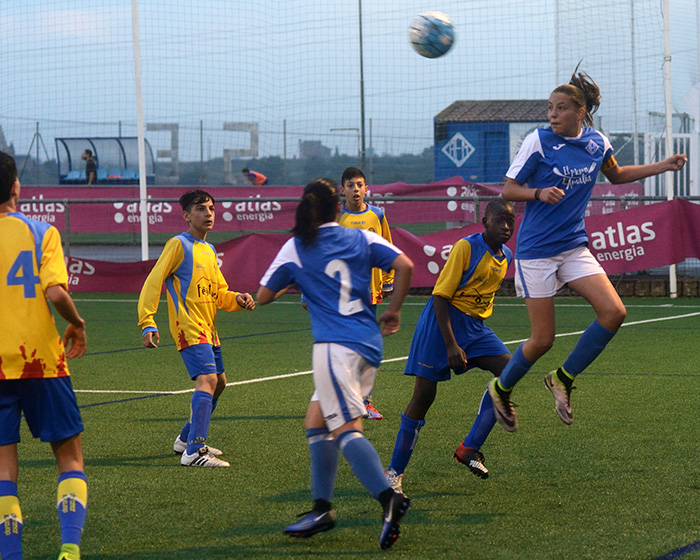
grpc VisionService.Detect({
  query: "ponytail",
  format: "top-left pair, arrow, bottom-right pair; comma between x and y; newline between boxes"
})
552,62 -> 601,128
292,178 -> 340,245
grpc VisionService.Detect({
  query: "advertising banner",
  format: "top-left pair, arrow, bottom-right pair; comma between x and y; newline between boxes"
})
64,199 -> 699,293
22,178 -> 642,233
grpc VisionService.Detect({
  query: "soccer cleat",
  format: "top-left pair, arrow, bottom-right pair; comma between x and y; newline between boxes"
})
386,468 -> 404,493
173,435 -> 223,456
180,446 -> 230,467
58,543 -> 80,560
364,401 -> 383,420
453,444 -> 489,479
487,378 -> 518,432
380,490 -> 411,550
284,509 -> 337,538
544,370 -> 574,425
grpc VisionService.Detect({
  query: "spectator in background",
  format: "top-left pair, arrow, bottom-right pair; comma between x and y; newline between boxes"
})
81,150 -> 97,185
242,167 -> 268,185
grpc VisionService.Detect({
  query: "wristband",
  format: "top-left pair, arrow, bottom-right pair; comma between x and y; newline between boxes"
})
534,188 -> 542,201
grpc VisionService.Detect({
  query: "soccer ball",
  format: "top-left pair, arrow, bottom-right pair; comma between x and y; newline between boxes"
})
409,11 -> 455,58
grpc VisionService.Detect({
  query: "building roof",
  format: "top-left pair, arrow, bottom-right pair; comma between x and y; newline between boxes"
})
435,100 -> 548,123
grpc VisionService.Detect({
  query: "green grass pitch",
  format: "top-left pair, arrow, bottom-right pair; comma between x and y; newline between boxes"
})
15,294 -> 700,559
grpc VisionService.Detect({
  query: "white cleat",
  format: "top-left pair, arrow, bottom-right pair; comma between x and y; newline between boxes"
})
173,435 -> 223,456
180,446 -> 230,467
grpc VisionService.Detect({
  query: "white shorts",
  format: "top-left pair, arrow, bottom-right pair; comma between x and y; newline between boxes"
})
310,343 -> 378,432
514,246 -> 606,298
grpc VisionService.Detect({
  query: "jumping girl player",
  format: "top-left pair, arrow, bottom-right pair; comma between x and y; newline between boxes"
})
488,67 -> 687,432
257,178 -> 414,550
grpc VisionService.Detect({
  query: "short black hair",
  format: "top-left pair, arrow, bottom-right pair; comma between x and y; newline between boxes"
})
84,149 -> 93,157
341,167 -> 366,185
179,189 -> 214,211
241,168 -> 250,173
0,151 -> 18,205
485,197 -> 514,218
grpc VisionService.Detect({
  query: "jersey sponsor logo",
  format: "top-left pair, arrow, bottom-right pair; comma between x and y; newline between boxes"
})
552,143 -> 565,151
552,162 -> 597,190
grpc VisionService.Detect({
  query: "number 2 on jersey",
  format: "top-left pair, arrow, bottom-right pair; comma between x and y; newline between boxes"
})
7,250 -> 40,298
325,258 -> 362,315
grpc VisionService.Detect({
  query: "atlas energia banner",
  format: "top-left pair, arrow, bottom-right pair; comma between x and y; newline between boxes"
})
21,178 -> 641,233
63,199 -> 700,293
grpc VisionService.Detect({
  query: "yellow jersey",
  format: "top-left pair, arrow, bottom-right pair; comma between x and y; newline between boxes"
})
338,203 -> 394,305
432,233 -> 512,320
138,232 -> 244,350
0,213 -> 70,379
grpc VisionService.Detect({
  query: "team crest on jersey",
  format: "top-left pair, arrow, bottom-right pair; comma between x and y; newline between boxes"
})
586,140 -> 599,156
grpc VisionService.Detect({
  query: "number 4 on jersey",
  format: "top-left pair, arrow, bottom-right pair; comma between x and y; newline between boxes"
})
7,250 -> 40,298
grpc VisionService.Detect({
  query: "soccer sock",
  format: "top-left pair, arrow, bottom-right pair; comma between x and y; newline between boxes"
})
179,397 -> 218,442
562,320 -> 617,378
499,344 -> 534,390
307,427 -> 338,504
0,481 -> 23,560
388,413 -> 426,475
462,389 -> 496,450
57,470 -> 87,548
186,390 -> 213,455
337,430 -> 390,499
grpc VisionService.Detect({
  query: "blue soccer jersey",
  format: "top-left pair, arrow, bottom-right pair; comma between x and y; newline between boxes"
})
260,224 -> 402,366
507,126 -> 615,259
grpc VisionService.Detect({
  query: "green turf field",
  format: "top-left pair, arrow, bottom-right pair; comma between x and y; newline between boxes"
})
16,294 -> 700,559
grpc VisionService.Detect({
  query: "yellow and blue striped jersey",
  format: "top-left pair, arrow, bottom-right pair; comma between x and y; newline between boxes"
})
0,212 -> 70,380
339,203 -> 394,305
432,233 -> 512,320
138,232 -> 244,351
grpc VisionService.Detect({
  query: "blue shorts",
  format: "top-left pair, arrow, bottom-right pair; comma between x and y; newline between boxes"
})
179,344 -> 224,379
404,297 -> 509,382
0,377 -> 84,445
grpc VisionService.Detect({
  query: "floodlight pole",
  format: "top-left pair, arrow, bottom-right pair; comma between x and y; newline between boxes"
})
662,0 -> 677,298
132,0 -> 149,261
358,0 -> 367,171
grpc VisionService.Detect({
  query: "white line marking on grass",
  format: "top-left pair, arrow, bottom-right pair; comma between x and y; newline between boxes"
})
74,310 -> 700,396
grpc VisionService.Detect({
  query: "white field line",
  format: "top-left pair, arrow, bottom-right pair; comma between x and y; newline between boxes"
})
75,310 -> 700,396
72,298 -> 700,310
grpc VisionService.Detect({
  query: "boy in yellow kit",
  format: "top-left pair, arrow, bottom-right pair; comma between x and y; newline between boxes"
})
339,167 -> 394,419
0,151 -> 88,560
138,190 -> 255,467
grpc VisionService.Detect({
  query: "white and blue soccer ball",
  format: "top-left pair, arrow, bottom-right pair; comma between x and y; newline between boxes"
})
409,11 -> 455,59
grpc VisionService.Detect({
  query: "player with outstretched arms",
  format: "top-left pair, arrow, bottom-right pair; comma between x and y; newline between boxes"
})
488,66 -> 687,432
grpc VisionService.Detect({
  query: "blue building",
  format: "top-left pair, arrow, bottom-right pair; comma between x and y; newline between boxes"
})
434,100 -> 548,182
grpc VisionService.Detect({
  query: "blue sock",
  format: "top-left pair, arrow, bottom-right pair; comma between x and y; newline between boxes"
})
337,430 -> 390,499
0,480 -> 22,560
57,470 -> 87,547
499,344 -> 534,390
180,398 -> 218,442
563,320 -> 616,377
186,390 -> 213,455
388,413 -> 426,474
307,428 -> 338,503
462,389 -> 496,450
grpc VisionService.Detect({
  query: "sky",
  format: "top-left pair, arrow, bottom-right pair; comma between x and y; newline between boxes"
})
2,0 -> 699,165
